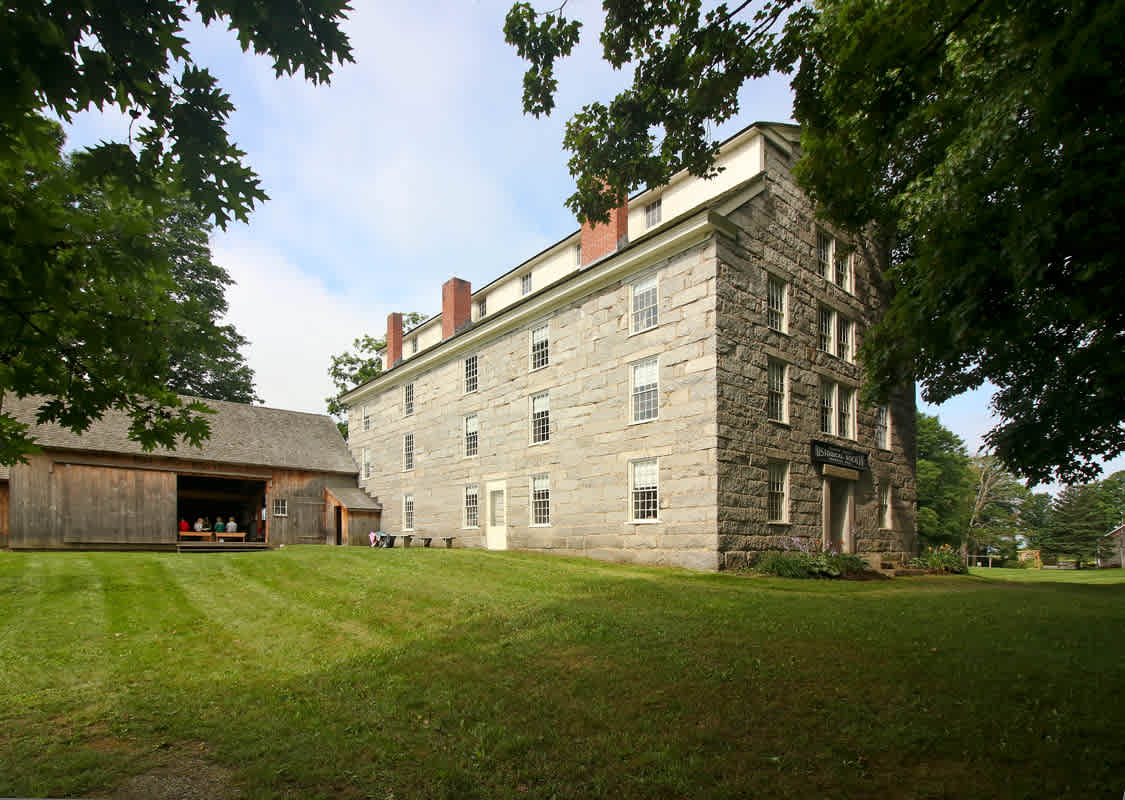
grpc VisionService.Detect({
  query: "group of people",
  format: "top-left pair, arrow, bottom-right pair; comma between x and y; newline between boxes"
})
179,516 -> 240,538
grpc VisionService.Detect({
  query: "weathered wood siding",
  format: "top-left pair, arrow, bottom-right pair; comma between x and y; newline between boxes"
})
266,470 -> 359,546
0,481 -> 9,547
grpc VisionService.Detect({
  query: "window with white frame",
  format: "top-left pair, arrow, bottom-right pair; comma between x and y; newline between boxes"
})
478,297 -> 487,318
817,231 -> 833,279
818,306 -> 836,354
631,458 -> 659,521
530,324 -> 549,370
362,447 -> 371,479
403,495 -> 415,530
464,413 -> 478,457
645,197 -> 662,228
879,482 -> 893,529
403,383 -> 415,416
835,248 -> 853,292
531,473 -> 550,525
631,356 -> 659,423
411,336 -> 418,354
464,484 -> 479,528
363,405 -> 371,431
631,275 -> 658,333
575,242 -> 582,266
403,432 -> 414,470
531,392 -> 550,443
837,316 -> 853,362
819,381 -> 856,438
767,358 -> 788,423
767,460 -> 789,523
838,385 -> 854,439
464,354 -> 478,393
820,380 -> 835,434
875,405 -> 891,450
521,273 -> 533,295
767,274 -> 788,333
272,498 -> 288,517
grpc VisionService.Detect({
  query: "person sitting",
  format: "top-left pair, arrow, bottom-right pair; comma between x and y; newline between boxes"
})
214,518 -> 226,535
194,517 -> 205,532
226,517 -> 237,533
179,518 -> 189,533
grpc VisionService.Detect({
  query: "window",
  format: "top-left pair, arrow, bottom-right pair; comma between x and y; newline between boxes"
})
403,383 -> 414,416
272,498 -> 288,517
531,473 -> 550,525
645,197 -> 662,227
531,392 -> 550,443
403,432 -> 414,470
575,242 -> 582,266
521,273 -> 533,295
362,447 -> 371,479
767,274 -> 787,332
478,297 -> 487,318
464,355 -> 478,393
878,482 -> 893,529
838,386 -> 854,439
817,231 -> 833,279
464,484 -> 479,528
875,405 -> 891,450
820,380 -> 835,434
835,249 -> 852,292
411,336 -> 418,354
631,458 -> 659,521
631,276 -> 658,333
530,324 -> 549,370
767,359 -> 788,423
363,405 -> 371,432
631,357 -> 659,423
403,495 -> 415,531
767,461 -> 789,523
818,306 -> 835,354
837,316 -> 853,362
464,413 -> 478,457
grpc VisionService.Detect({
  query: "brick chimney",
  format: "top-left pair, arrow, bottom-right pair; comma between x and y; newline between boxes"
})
580,195 -> 629,266
386,312 -> 403,367
442,277 -> 472,340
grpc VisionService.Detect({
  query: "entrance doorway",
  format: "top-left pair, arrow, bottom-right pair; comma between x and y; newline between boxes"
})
485,480 -> 507,550
823,476 -> 854,553
177,475 -> 267,542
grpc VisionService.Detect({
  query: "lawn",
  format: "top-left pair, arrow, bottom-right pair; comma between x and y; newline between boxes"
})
970,566 -> 1125,584
1,548 -> 1122,799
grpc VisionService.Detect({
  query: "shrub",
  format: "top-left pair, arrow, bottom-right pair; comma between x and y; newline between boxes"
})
756,541 -> 870,579
910,544 -> 967,574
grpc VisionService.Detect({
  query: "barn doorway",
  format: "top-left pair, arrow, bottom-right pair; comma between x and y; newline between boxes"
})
177,475 -> 268,542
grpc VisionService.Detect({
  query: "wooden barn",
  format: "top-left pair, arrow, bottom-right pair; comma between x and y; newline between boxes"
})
0,395 -> 381,550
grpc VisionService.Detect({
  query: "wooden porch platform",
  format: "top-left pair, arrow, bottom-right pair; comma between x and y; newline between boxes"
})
177,541 -> 271,553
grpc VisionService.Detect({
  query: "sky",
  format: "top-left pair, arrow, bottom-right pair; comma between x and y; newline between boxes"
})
60,1 -> 1122,489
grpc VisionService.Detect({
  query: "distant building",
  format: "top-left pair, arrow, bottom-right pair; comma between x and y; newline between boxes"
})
342,121 -> 917,570
1100,525 -> 1125,567
0,395 -> 379,549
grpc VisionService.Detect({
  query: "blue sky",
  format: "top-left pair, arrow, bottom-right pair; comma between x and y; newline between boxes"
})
61,2 -> 1121,489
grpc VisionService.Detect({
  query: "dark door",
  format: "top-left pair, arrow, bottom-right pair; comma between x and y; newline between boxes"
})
335,505 -> 343,546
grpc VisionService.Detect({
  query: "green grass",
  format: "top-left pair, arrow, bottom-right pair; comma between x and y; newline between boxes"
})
970,566 -> 1125,583
1,548 -> 1123,799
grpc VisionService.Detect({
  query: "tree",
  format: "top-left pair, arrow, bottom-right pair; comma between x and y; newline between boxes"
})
1,1 -> 352,462
326,313 -> 426,436
915,413 -> 974,550
1041,484 -> 1115,568
506,0 -> 1125,485
967,456 -> 1029,559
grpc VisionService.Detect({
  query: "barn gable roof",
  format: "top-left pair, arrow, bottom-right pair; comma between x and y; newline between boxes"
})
4,395 -> 357,475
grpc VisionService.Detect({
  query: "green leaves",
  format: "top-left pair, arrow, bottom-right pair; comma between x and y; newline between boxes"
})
504,3 -> 583,118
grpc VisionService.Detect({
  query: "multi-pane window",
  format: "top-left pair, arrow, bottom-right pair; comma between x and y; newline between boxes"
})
767,359 -> 788,423
820,380 -> 835,434
362,447 -> 371,479
363,405 -> 371,431
272,498 -> 288,517
632,276 -> 658,333
838,386 -> 854,439
478,297 -> 487,318
767,461 -> 789,523
531,392 -> 550,443
835,249 -> 852,292
404,383 -> 414,416
521,273 -> 533,295
530,325 -> 549,370
403,432 -> 414,470
531,473 -> 550,525
837,316 -> 853,362
464,413 -> 478,457
818,306 -> 835,354
631,459 -> 659,521
875,405 -> 890,450
575,242 -> 582,266
631,357 -> 659,422
464,484 -> 479,528
403,495 -> 415,530
411,336 -> 418,354
645,197 -> 662,227
767,275 -> 787,332
464,355 -> 478,393
878,483 -> 893,529
817,231 -> 833,279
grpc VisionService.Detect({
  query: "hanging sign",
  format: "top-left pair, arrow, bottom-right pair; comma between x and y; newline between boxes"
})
810,440 -> 869,472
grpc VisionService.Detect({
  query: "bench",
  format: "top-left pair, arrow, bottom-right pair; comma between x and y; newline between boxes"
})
215,531 -> 246,542
179,531 -> 212,542
403,535 -> 456,548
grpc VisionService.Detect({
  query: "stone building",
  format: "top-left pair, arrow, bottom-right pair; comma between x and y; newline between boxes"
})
342,122 -> 916,570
